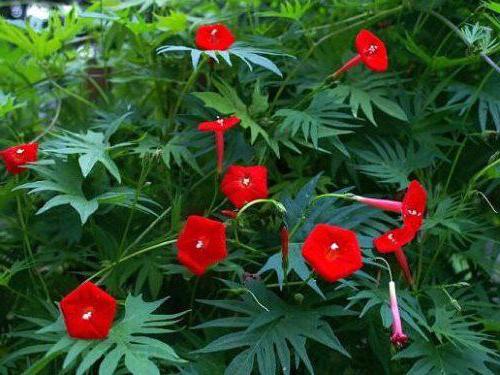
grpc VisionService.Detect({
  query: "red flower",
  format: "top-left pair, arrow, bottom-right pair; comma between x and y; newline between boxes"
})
374,227 -> 415,283
355,29 -> 388,72
302,224 -> 363,283
355,181 -> 427,234
176,215 -> 227,276
195,24 -> 235,51
60,282 -> 117,340
0,143 -> 38,175
198,116 -> 240,173
331,29 -> 388,78
373,227 -> 415,253
221,165 -> 268,208
401,181 -> 427,232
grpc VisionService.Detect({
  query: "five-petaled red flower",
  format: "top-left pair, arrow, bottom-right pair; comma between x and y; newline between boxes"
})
221,165 -> 268,208
176,215 -> 227,276
195,24 -> 235,51
0,143 -> 38,175
198,116 -> 240,173
332,29 -> 388,78
60,282 -> 117,340
302,224 -> 363,283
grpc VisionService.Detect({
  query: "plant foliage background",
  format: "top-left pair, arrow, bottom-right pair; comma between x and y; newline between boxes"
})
0,0 -> 499,374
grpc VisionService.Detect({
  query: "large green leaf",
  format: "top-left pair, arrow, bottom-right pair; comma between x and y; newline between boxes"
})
32,295 -> 186,375
194,280 -> 350,375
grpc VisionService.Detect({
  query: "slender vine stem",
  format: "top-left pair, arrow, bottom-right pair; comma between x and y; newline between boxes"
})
87,239 -> 177,283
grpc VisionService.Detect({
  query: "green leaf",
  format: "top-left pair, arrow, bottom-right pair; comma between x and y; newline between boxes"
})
275,89 -> 356,151
353,138 -> 436,189
193,80 -> 270,144
195,280 -> 348,375
44,130 -> 128,182
331,73 -> 408,125
448,74 -> 500,131
34,295 -> 187,375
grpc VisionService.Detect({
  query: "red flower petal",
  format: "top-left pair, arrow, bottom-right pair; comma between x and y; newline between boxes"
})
355,29 -> 388,72
176,215 -> 227,275
302,224 -> 363,283
221,165 -> 268,209
195,24 -> 235,51
401,180 -> 427,232
373,226 -> 415,253
198,116 -> 240,133
60,282 -> 117,340
0,143 -> 38,175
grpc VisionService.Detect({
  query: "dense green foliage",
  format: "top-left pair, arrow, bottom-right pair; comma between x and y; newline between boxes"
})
0,1 -> 499,374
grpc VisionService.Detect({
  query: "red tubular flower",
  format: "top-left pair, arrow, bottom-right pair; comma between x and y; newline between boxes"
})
388,281 -> 409,348
221,165 -> 268,208
198,116 -> 240,173
374,227 -> 415,284
176,215 -> 227,276
331,29 -> 388,78
195,24 -> 235,51
302,224 -> 363,283
60,282 -> 117,340
355,181 -> 427,233
0,143 -> 38,175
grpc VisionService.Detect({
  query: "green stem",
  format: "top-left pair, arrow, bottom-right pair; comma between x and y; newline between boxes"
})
171,59 -> 206,132
87,239 -> 176,283
312,193 -> 356,204
236,199 -> 286,219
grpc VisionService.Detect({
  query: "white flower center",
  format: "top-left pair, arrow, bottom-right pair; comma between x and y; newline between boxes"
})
242,177 -> 251,186
330,242 -> 339,251
16,148 -> 25,154
388,233 -> 396,243
210,29 -> 218,36
82,311 -> 93,320
217,118 -> 224,126
367,44 -> 378,55
407,209 -> 420,216
195,240 -> 204,249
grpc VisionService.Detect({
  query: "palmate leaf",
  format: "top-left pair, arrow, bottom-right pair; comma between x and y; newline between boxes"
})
193,79 -> 270,145
0,9 -> 86,60
157,42 -> 292,76
194,280 -> 349,375
353,138 -> 436,189
258,243 -> 325,298
43,130 -> 130,183
448,74 -> 500,131
330,72 -> 408,125
17,159 -> 160,224
0,90 -> 24,117
261,0 -> 313,20
132,132 -> 208,173
393,341 -> 499,375
274,89 -> 357,153
35,295 -> 186,375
